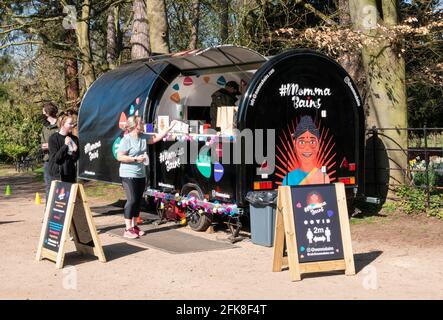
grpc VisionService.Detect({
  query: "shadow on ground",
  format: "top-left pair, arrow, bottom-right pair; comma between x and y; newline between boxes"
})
90,199 -> 155,217
354,250 -> 383,273
353,201 -> 387,218
0,175 -> 45,200
280,250 -> 383,280
0,220 -> 24,225
97,221 -> 183,235
63,242 -> 147,266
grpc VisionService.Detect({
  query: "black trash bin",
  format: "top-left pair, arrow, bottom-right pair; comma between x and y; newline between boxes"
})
246,191 -> 277,247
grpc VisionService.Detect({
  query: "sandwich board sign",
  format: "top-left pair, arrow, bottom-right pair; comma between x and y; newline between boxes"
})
36,181 -> 106,269
272,183 -> 355,281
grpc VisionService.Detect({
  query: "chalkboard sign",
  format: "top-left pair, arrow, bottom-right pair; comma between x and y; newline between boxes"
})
42,182 -> 73,251
291,184 -> 344,263
272,183 -> 355,281
36,181 -> 106,269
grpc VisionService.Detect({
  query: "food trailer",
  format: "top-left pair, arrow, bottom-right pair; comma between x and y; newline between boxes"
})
78,45 -> 365,234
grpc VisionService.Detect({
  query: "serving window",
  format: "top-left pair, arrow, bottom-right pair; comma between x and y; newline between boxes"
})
152,71 -> 254,138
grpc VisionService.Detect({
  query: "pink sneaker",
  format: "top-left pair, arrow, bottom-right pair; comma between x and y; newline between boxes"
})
133,225 -> 145,236
123,228 -> 139,239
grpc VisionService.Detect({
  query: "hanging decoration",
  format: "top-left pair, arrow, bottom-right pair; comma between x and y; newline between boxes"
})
146,189 -> 240,217
217,76 -> 226,86
183,77 -> 193,86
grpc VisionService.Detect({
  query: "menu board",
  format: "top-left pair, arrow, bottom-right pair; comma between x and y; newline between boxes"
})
272,183 -> 355,281
291,184 -> 344,263
42,181 -> 73,252
36,182 -> 106,269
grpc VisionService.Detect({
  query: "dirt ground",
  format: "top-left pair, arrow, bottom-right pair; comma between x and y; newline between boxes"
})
1,170 -> 443,300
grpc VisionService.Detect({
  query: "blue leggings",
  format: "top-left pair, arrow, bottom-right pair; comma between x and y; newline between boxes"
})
121,177 -> 146,219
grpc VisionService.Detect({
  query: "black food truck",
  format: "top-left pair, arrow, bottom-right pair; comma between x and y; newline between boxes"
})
78,45 -> 364,234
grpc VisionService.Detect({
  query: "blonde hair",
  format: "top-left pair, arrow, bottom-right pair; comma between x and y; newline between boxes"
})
125,115 -> 141,131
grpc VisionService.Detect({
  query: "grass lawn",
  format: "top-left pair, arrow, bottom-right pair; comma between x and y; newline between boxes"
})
1,163 -> 124,202
82,180 -> 125,201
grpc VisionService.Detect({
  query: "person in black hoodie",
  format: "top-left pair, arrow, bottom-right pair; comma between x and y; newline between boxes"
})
40,102 -> 59,203
48,113 -> 79,183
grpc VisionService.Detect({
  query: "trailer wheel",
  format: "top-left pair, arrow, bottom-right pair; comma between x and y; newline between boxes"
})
186,189 -> 212,232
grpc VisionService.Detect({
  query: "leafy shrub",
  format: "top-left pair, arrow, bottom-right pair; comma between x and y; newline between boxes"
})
409,156 -> 443,187
396,185 -> 442,218
382,201 -> 397,214
396,186 -> 427,214
0,101 -> 42,163
429,194 -> 443,219
1,144 -> 28,162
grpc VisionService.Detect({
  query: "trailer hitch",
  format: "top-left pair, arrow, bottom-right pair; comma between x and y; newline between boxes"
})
226,215 -> 243,244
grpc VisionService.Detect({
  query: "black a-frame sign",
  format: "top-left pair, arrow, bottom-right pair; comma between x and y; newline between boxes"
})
36,181 -> 106,269
272,183 -> 355,281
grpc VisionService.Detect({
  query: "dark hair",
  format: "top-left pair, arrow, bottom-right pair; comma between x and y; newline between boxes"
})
225,81 -> 240,94
43,102 -> 58,118
65,108 -> 78,116
293,116 -> 319,139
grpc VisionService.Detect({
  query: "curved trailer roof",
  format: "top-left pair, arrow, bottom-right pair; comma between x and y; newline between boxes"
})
78,46 -> 267,183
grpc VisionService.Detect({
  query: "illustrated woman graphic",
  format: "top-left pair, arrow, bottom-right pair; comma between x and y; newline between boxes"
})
282,116 -> 330,186
306,191 -> 323,206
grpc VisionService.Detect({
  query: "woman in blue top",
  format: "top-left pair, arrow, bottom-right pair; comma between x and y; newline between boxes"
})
117,115 -> 177,239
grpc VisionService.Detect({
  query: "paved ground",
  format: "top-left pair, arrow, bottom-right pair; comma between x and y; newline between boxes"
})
1,173 -> 443,300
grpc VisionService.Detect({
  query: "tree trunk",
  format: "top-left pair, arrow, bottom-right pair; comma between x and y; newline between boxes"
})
219,0 -> 229,43
339,0 -> 351,26
64,30 -> 80,109
350,0 -> 409,195
189,0 -> 200,50
114,5 -> 123,64
131,0 -> 150,59
147,0 -> 170,54
75,0 -> 96,89
382,0 -> 398,25
107,6 -> 117,69
337,0 -> 366,110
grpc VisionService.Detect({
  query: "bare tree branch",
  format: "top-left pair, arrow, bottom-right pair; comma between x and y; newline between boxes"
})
0,40 -> 43,50
301,1 -> 337,26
